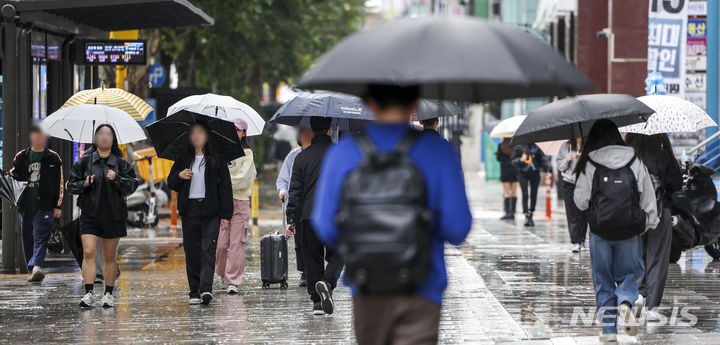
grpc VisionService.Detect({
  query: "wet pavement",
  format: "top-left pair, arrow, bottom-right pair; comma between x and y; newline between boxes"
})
2,174 -> 720,344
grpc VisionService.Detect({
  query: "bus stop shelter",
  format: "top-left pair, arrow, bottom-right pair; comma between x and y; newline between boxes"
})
0,0 -> 213,273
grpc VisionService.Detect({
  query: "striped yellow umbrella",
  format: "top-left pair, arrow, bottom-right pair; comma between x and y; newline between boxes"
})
60,83 -> 153,121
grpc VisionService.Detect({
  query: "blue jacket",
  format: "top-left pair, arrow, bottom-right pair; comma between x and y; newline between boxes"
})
311,123 -> 472,304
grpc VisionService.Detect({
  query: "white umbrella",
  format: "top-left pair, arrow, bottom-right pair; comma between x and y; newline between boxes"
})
40,104 -> 146,144
620,95 -> 717,134
490,115 -> 527,138
167,93 -> 265,136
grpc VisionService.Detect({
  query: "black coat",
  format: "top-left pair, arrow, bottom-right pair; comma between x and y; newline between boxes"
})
67,152 -> 139,221
286,134 -> 332,224
167,155 -> 233,221
511,144 -> 551,175
10,147 -> 64,212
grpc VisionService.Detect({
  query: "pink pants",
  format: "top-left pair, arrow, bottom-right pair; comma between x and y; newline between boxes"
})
215,199 -> 250,285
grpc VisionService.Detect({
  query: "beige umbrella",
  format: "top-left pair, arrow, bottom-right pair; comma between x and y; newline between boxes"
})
60,82 -> 153,121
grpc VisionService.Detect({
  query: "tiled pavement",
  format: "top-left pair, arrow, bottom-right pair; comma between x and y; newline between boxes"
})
2,175 -> 720,344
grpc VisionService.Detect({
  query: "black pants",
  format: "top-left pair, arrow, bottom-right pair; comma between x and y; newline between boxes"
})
518,171 -> 540,213
562,182 -> 588,244
639,208 -> 672,310
301,220 -> 344,303
181,200 -> 220,298
294,222 -> 305,272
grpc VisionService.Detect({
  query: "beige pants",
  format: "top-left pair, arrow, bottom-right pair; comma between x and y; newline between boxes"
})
353,294 -> 441,345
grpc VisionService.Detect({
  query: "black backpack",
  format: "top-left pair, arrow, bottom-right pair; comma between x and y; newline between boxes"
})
587,156 -> 647,240
336,130 -> 432,294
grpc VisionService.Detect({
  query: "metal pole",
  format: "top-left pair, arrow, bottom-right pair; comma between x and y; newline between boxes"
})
1,4 -> 17,274
707,0 -> 719,139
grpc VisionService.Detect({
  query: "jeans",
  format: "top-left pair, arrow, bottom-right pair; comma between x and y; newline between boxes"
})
589,232 -> 644,334
301,220 -> 344,303
19,211 -> 54,269
518,171 -> 540,213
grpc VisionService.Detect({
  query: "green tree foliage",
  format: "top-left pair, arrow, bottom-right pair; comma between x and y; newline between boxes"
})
159,0 -> 365,169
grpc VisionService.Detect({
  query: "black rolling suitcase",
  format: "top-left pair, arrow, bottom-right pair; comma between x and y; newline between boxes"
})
260,201 -> 289,289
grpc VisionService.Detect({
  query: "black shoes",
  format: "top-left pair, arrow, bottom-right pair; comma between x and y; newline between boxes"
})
315,281 -> 334,315
200,292 -> 213,305
524,212 -> 535,227
500,197 -> 516,220
299,272 -> 307,287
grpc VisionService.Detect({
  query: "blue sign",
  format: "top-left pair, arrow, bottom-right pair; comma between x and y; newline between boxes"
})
138,98 -> 157,127
688,19 -> 706,38
149,64 -> 166,88
648,18 -> 684,78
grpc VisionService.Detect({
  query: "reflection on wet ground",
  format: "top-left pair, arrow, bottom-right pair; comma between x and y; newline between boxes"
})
2,176 -> 720,344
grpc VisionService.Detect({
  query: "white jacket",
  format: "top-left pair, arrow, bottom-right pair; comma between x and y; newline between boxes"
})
228,148 -> 256,200
573,145 -> 659,229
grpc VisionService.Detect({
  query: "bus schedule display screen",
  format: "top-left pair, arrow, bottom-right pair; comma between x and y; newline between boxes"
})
83,40 -> 146,65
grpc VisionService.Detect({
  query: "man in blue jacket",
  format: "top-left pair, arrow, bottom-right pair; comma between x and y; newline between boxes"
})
312,84 -> 472,344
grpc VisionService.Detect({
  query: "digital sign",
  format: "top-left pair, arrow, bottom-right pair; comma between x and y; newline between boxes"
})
83,40 -> 147,65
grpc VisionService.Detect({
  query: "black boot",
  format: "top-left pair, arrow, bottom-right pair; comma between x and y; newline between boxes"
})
500,198 -> 512,220
510,197 -> 517,218
524,211 -> 535,227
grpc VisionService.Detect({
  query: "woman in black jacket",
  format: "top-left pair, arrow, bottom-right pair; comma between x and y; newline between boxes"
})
168,122 -> 233,305
68,124 -> 139,308
511,143 -> 552,226
496,138 -> 518,220
625,133 -> 682,315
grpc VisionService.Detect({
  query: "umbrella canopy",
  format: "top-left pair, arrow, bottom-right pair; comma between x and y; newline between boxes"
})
0,171 -> 26,207
619,95 -> 718,134
61,83 -> 153,121
536,140 -> 567,156
490,115 -> 527,138
41,104 -> 146,144
167,93 -> 265,136
269,92 -> 374,125
146,110 -> 244,162
297,16 -> 592,102
511,94 -> 654,145
413,100 -> 463,121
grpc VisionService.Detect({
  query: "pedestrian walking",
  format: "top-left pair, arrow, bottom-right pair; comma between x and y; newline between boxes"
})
312,84 -> 472,344
496,138 -> 518,220
420,117 -> 439,134
557,138 -> 588,252
625,133 -> 682,317
511,143 -> 552,226
285,117 -> 343,316
573,119 -> 659,342
9,125 -> 63,282
215,118 -> 257,294
167,122 -> 233,305
276,126 -> 313,287
67,124 -> 139,308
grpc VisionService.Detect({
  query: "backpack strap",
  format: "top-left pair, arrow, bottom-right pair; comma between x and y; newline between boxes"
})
625,155 -> 637,168
353,132 -> 377,156
394,129 -> 421,155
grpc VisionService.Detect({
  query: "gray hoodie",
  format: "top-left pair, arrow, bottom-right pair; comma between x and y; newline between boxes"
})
573,145 -> 660,230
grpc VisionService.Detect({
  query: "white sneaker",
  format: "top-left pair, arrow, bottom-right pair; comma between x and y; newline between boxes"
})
227,285 -> 239,294
599,332 -> 617,342
645,309 -> 665,322
101,293 -> 114,308
618,303 -> 639,336
28,266 -> 45,282
572,243 -> 581,253
634,295 -> 645,314
189,298 -> 201,305
79,292 -> 96,308
201,292 -> 213,305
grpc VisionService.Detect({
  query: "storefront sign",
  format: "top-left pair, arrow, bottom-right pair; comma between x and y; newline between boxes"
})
688,1 -> 707,16
648,0 -> 688,97
685,72 -> 706,92
82,40 -> 147,65
685,92 -> 707,109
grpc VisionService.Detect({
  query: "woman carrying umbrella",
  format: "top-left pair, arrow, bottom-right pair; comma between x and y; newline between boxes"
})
68,124 -> 139,308
557,138 -> 588,253
496,138 -> 518,220
511,143 -> 551,226
215,118 -> 257,294
167,122 -> 233,305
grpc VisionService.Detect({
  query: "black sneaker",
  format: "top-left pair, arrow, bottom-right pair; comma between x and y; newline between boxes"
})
312,302 -> 325,315
315,281 -> 334,315
299,272 -> 307,287
200,292 -> 213,305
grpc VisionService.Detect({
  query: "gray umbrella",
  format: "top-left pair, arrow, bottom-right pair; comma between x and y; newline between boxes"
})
297,16 -> 592,102
413,100 -> 463,121
510,94 -> 655,145
269,92 -> 374,131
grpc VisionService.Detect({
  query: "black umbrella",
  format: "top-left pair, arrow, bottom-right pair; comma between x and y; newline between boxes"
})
297,16 -> 592,102
269,92 -> 374,132
147,110 -> 244,162
0,170 -> 26,207
510,94 -> 655,145
413,100 -> 463,121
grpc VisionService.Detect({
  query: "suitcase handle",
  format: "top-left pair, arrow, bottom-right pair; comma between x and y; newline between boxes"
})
281,199 -> 287,234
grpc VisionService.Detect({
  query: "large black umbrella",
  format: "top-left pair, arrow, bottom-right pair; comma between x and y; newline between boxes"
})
147,110 -> 244,162
413,100 -> 463,121
0,170 -> 26,207
297,16 -> 592,102
510,94 -> 655,145
269,92 -> 374,131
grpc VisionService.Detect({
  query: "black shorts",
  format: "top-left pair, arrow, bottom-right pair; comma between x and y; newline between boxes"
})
80,214 -> 127,239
